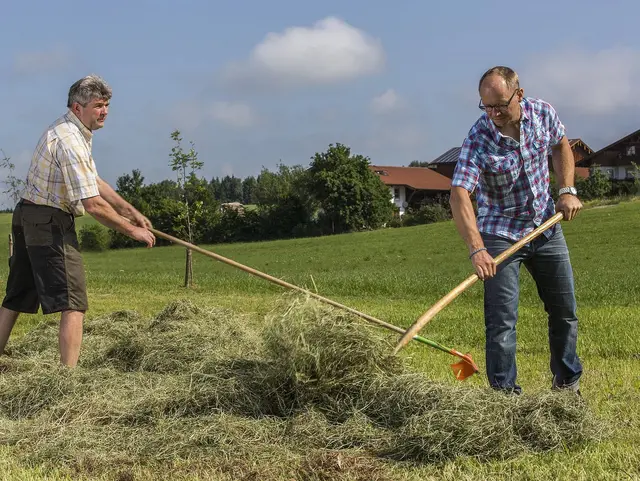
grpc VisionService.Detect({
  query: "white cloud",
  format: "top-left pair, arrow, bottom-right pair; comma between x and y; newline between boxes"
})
171,101 -> 256,131
523,46 -> 640,114
225,16 -> 385,88
366,123 -> 426,152
371,89 -> 404,114
210,101 -> 256,128
13,45 -> 72,75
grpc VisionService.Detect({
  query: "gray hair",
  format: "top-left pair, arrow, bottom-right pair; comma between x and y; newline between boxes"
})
67,75 -> 112,107
478,66 -> 520,91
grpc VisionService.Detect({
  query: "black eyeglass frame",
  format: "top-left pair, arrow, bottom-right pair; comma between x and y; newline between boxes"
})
478,89 -> 519,112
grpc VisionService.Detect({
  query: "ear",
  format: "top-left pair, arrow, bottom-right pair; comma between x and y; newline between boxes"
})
70,102 -> 82,115
517,88 -> 524,100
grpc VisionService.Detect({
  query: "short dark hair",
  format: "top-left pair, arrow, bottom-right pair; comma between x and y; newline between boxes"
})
67,75 -> 112,108
478,66 -> 520,91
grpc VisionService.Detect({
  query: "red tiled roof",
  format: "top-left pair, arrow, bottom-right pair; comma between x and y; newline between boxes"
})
369,165 -> 451,191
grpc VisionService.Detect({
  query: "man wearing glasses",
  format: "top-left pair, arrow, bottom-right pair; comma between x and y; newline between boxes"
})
449,66 -> 583,395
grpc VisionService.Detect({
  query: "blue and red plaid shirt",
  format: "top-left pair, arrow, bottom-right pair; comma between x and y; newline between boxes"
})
451,97 -> 565,241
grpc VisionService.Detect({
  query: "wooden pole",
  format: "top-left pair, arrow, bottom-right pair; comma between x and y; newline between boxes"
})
184,248 -> 193,287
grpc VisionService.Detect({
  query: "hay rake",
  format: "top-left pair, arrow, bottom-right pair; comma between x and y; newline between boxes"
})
392,212 -> 565,355
142,225 -> 480,381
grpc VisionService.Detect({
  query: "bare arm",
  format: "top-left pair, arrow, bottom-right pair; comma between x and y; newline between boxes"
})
551,136 -> 575,189
450,186 -> 483,253
97,177 -> 152,228
551,136 -> 582,221
449,186 -> 496,280
82,195 -> 155,247
97,177 -> 133,216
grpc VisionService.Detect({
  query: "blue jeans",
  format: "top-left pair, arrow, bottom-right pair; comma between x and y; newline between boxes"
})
481,228 -> 582,393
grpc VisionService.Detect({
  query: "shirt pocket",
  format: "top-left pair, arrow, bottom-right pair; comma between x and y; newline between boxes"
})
482,151 -> 520,194
532,127 -> 551,157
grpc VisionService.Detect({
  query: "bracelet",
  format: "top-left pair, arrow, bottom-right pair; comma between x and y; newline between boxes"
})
469,247 -> 487,259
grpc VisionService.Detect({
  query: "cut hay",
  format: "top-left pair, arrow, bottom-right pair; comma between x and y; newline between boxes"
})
0,296 -> 606,479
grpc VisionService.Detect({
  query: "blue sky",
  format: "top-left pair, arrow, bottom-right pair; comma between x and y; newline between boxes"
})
1,1 -> 639,207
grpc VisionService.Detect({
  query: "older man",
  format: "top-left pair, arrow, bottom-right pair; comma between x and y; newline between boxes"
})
0,75 -> 156,367
450,66 -> 583,395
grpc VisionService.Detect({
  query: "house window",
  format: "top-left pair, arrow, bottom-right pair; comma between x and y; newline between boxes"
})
603,168 -> 614,179
626,145 -> 636,156
626,167 -> 638,179
393,187 -> 400,200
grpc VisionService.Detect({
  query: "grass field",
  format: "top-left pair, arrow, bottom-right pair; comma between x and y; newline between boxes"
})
0,199 -> 639,480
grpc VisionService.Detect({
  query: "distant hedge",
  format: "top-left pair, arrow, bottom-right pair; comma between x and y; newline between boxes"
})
79,224 -> 111,252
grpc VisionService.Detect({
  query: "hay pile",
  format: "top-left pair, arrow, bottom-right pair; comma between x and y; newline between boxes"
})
0,296 -> 605,479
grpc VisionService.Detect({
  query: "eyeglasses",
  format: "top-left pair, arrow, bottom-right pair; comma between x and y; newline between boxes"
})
478,89 -> 518,112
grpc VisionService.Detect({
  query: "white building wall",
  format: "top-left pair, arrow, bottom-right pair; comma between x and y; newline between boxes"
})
389,186 -> 407,215
598,165 -> 636,180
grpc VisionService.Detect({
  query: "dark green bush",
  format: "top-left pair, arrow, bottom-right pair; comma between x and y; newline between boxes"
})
79,224 -> 111,252
402,202 -> 452,227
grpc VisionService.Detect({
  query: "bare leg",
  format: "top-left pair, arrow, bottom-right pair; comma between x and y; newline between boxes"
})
0,307 -> 20,355
59,310 -> 84,367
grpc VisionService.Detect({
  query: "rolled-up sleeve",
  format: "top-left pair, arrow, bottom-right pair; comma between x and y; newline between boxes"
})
451,137 -> 481,193
56,137 -> 100,202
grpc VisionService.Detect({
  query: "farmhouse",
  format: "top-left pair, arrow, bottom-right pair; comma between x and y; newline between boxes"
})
369,165 -> 451,216
576,128 -> 640,181
220,202 -> 245,215
425,138 -> 593,179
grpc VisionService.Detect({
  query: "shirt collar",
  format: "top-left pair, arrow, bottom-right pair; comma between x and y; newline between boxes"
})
484,98 -> 531,144
64,110 -> 93,143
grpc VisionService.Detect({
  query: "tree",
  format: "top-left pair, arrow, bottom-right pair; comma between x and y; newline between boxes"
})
1,149 -> 25,207
209,177 -> 222,200
242,176 -> 257,204
254,163 -> 307,205
219,175 -> 243,202
408,160 -> 431,167
575,164 -> 611,200
630,161 -> 640,195
252,163 -> 316,238
307,143 -> 394,234
169,130 -> 204,287
116,169 -> 145,201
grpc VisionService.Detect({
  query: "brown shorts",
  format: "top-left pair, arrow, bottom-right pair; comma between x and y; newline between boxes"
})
2,201 -> 88,314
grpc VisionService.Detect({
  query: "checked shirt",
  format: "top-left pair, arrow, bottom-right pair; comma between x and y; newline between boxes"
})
451,97 -> 566,241
21,111 -> 100,216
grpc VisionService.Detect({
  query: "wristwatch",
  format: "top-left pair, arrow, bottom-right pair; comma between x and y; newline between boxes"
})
558,186 -> 578,196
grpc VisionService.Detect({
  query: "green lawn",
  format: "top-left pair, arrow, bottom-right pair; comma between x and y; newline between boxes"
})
0,200 -> 639,480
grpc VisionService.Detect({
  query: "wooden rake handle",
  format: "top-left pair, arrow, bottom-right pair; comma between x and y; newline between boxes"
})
391,212 -> 564,355
146,227 -> 412,338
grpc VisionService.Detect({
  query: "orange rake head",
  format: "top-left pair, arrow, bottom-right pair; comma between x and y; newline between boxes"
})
451,353 -> 480,381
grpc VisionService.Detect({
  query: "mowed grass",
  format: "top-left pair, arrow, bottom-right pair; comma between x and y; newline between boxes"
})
0,199 -> 639,480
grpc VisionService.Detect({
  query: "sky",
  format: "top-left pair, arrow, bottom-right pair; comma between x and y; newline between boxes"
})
1,0 -> 639,208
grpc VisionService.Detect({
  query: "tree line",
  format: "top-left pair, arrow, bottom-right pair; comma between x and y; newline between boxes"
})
105,137 -> 396,249
3,132 -> 638,252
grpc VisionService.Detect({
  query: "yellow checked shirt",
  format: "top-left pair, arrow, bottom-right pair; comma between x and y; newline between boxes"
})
21,111 -> 100,216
